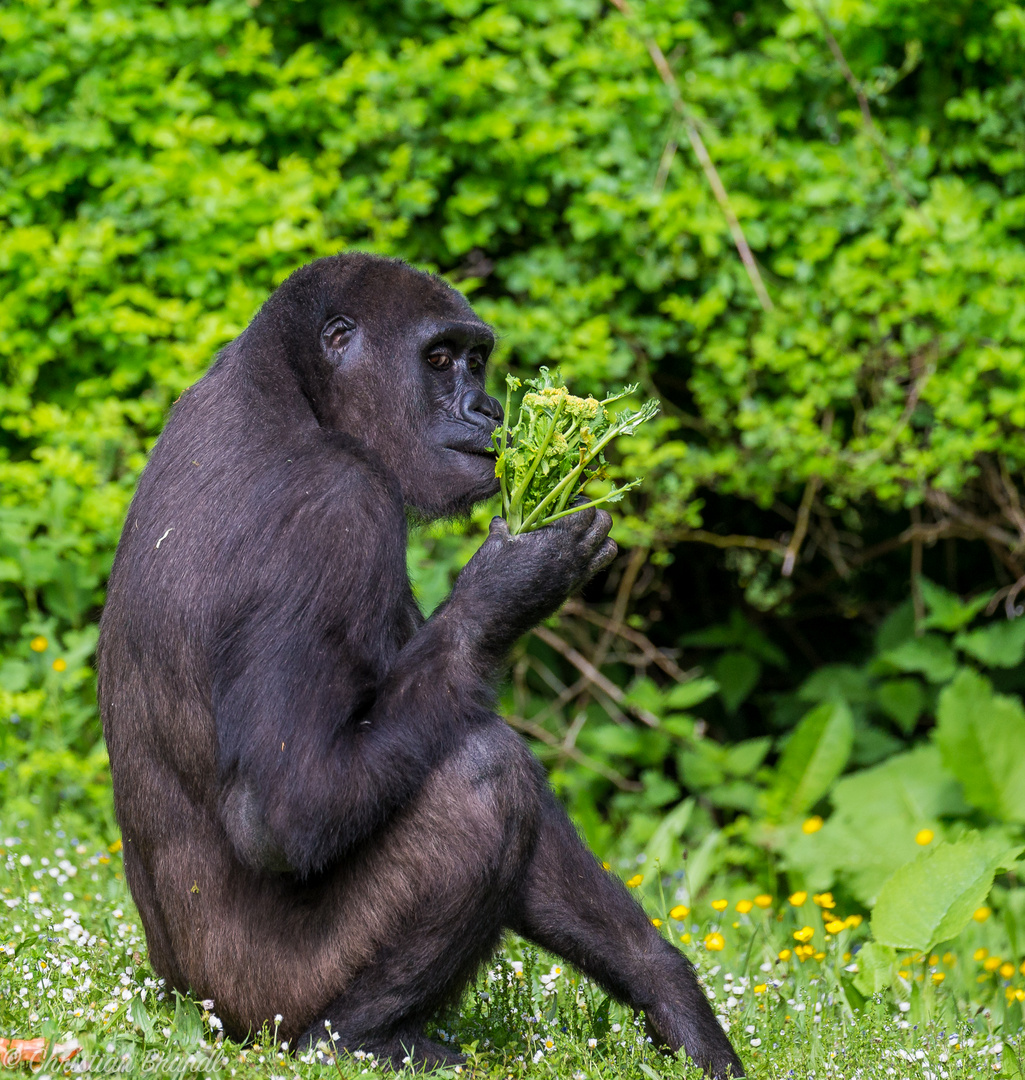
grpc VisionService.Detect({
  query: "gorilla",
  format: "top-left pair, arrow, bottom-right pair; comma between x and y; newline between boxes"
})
97,252 -> 743,1078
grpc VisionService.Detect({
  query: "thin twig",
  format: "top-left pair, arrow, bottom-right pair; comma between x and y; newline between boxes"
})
782,476 -> 822,578
810,1 -> 921,213
563,600 -> 694,682
505,714 -> 642,791
673,529 -> 785,554
533,624 -> 660,727
609,0 -> 774,312
910,504 -> 925,634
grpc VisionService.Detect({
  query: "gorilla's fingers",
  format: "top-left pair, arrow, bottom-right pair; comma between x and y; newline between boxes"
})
587,537 -> 618,576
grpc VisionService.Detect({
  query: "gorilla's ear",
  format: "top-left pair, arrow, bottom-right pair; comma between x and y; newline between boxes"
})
322,315 -> 356,357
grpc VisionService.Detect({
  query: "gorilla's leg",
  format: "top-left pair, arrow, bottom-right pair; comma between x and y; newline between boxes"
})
509,795 -> 745,1080
298,721 -> 545,1068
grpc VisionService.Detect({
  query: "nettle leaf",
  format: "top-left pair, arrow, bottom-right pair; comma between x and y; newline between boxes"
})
871,834 -> 1023,952
767,701 -> 853,822
880,635 -> 958,683
919,577 -> 992,631
935,668 -> 1025,822
955,617 -> 1025,668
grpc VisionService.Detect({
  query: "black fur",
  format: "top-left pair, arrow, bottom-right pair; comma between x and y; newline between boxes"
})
97,252 -> 744,1078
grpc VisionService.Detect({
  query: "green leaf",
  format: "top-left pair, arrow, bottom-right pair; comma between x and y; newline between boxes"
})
768,701 -> 853,821
713,651 -> 761,713
919,577 -> 992,631
643,798 -> 695,875
871,834 -> 1023,952
935,668 -> 1025,822
880,635 -> 958,683
723,736 -> 771,777
852,942 -> 897,996
876,678 -> 926,734
955,617 -> 1025,668
664,677 -> 719,710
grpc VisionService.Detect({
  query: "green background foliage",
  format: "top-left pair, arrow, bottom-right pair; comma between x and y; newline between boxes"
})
5,0 -> 1025,1000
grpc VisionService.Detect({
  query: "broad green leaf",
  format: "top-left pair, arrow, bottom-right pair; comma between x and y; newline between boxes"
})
935,669 -> 1025,822
955,617 -> 1025,668
781,746 -> 967,905
723,736 -> 771,777
852,942 -> 897,996
880,635 -> 958,683
665,677 -> 719,710
871,834 -> 1023,951
876,678 -> 926,734
643,797 -> 694,871
798,664 -> 873,704
713,651 -> 761,713
768,701 -> 853,821
919,577 -> 991,631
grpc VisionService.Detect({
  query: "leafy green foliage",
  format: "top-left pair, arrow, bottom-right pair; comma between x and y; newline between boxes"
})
871,835 -> 1024,952
493,369 -> 659,533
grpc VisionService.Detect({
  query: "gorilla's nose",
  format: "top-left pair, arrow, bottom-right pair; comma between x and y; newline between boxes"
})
461,388 -> 503,427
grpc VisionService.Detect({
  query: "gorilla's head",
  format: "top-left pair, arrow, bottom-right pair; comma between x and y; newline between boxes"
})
256,252 -> 503,519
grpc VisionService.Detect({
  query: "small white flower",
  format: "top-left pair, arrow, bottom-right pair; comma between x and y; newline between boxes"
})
201,999 -> 215,1010
587,1038 -> 597,1048
274,1013 -> 283,1024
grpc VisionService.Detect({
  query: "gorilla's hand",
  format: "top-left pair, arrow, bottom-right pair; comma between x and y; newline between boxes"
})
448,506 -> 617,657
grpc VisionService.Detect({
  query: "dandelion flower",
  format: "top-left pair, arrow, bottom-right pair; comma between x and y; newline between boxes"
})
30,636 -> 48,652
626,874 -> 643,888
754,895 -> 772,909
973,906 -> 991,922
802,816 -> 823,835
789,891 -> 807,907
711,899 -> 728,912
669,905 -> 690,920
52,658 -> 67,672
915,828 -> 934,845
704,932 -> 725,952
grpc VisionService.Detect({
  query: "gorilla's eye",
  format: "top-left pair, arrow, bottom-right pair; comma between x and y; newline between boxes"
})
427,352 -> 452,371
322,316 -> 356,352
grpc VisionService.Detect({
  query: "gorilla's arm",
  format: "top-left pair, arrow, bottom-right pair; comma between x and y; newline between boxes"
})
213,460 -> 613,878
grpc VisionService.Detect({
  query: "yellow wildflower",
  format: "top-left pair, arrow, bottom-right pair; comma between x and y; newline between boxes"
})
754,895 -> 772,909
108,839 -> 123,854
778,949 -> 792,961
932,972 -> 945,984
943,952 -> 955,965
812,892 -> 835,909
984,957 -> 1002,972
1001,962 -> 1015,979
52,658 -> 67,672
30,636 -> 47,652
1018,990 -> 1025,1003
915,828 -> 934,845
974,948 -> 988,962
844,914 -> 863,929
789,891 -> 808,906
813,951 -> 825,961
825,920 -> 845,934
670,905 -> 690,920
793,926 -> 814,943
626,874 -> 643,888
711,899 -> 728,912
704,932 -> 725,952
754,984 -> 767,994
973,906 -> 991,922
602,861 -> 610,870
802,816 -> 824,835
651,918 -> 662,928
736,900 -> 753,914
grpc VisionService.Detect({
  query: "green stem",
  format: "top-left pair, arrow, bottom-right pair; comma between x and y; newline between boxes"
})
510,395 -> 566,510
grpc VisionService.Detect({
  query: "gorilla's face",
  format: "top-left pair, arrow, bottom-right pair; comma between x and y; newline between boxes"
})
280,255 -> 503,518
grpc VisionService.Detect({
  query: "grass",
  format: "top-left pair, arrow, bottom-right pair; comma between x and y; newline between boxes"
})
4,818 -> 1025,1079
